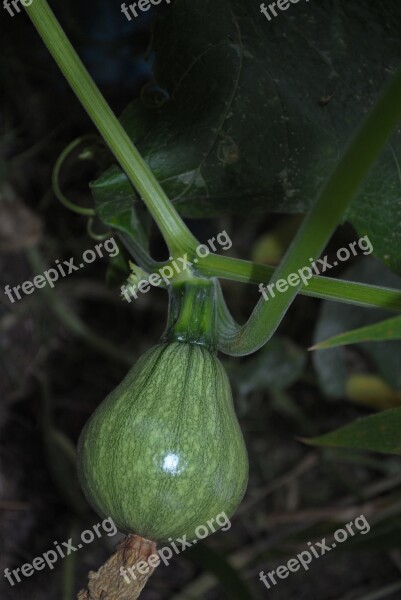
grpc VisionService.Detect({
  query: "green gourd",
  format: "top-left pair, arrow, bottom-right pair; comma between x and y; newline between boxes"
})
77,282 -> 248,542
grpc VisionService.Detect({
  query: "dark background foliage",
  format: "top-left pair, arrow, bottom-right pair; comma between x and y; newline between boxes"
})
1,1 -> 401,599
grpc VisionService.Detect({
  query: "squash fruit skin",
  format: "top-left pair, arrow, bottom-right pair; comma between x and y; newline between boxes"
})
77,342 -> 248,542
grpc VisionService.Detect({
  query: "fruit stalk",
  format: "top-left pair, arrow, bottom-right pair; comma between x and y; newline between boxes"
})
162,279 -> 218,351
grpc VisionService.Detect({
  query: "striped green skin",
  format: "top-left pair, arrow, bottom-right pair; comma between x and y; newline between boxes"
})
77,342 -> 248,542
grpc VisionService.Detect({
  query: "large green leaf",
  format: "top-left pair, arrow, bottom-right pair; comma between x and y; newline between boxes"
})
92,0 -> 401,273
304,408 -> 401,455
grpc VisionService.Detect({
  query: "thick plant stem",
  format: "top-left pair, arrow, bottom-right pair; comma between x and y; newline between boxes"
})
196,255 -> 401,312
24,0 -> 198,257
162,279 -> 218,351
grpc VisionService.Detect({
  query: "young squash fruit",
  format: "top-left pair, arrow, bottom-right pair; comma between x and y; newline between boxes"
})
77,341 -> 248,542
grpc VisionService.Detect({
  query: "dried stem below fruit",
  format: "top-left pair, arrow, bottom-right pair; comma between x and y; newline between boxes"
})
78,534 -> 157,600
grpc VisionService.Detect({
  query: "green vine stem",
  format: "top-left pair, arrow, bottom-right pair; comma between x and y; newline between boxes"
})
206,65 -> 401,355
52,135 -> 97,216
24,0 -> 199,258
197,255 -> 401,312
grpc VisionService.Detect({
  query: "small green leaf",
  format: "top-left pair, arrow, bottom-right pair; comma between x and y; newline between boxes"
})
311,315 -> 401,350
313,259 -> 401,398
303,408 -> 401,455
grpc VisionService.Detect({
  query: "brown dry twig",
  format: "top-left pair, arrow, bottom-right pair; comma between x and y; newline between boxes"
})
78,534 -> 158,600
